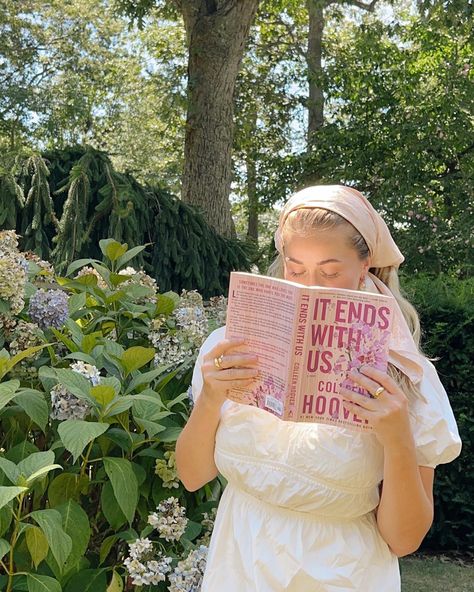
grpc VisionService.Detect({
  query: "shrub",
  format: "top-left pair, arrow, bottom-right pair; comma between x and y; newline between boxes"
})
0,231 -> 226,591
403,273 -> 474,551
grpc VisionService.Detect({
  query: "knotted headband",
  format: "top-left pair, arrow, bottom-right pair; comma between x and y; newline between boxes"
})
274,185 -> 424,385
274,185 -> 404,269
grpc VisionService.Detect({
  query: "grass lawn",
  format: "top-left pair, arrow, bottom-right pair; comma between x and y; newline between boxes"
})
400,554 -> 474,592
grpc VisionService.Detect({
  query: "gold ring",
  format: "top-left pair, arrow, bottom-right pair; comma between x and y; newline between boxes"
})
214,355 -> 224,369
372,386 -> 385,399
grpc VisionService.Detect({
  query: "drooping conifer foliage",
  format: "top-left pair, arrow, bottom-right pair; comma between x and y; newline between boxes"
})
0,146 -> 250,297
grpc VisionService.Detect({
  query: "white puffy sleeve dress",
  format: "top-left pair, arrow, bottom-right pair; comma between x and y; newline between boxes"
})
191,326 -> 462,592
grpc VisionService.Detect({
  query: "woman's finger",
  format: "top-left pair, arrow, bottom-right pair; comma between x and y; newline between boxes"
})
359,365 -> 404,397
203,338 -> 249,363
339,385 -> 379,411
347,369 -> 387,399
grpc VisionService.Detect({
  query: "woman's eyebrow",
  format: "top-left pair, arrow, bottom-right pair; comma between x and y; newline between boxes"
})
285,256 -> 341,265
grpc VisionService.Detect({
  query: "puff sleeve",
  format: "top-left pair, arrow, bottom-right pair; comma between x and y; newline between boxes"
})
191,326 -> 231,413
410,357 -> 462,468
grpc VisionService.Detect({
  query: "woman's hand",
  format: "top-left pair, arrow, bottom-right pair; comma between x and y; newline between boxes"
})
339,366 -> 413,449
200,338 -> 259,409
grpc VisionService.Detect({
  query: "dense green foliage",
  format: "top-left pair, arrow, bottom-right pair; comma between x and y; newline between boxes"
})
0,235 -> 226,590
403,274 -> 474,551
0,146 -> 250,298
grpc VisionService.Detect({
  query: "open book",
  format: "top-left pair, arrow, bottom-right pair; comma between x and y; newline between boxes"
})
224,272 -> 395,430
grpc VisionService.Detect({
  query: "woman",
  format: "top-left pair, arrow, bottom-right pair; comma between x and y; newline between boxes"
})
175,185 -> 462,591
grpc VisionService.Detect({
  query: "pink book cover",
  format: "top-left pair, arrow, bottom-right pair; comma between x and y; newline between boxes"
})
224,272 -> 395,431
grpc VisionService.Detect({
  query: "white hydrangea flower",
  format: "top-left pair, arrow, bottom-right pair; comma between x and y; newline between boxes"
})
119,266 -> 158,303
124,538 -> 172,586
50,384 -> 91,421
128,537 -> 154,560
168,545 -> 208,592
197,507 -> 218,546
70,361 -> 101,386
49,361 -> 100,421
75,266 -> 108,289
152,333 -> 188,368
0,231 -> 27,314
148,497 -> 188,542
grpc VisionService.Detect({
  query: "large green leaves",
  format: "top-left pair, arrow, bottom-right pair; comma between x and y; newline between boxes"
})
47,500 -> 91,577
29,509 -> 72,567
18,451 -> 62,485
27,574 -> 61,592
26,525 -> 49,568
0,486 -> 27,509
0,379 -> 21,410
120,347 -> 155,377
14,389 -> 49,431
103,457 -> 138,524
58,420 -> 109,462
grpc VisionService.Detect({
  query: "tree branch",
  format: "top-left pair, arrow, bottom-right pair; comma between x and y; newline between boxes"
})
332,0 -> 380,11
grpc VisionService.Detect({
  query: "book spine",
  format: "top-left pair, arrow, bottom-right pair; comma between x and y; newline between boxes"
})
284,288 -> 309,420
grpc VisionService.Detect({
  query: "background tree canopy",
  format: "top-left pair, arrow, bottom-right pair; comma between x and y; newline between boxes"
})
0,0 -> 472,275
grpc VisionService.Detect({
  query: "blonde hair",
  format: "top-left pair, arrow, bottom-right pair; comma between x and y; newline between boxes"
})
268,208 -> 423,401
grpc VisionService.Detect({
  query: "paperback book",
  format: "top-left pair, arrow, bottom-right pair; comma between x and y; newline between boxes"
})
224,272 -> 395,430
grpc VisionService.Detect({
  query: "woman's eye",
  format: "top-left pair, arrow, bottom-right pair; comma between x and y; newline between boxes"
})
289,270 -> 305,277
322,272 -> 339,278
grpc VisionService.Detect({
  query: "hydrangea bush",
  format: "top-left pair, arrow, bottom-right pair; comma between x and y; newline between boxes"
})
0,232 -> 227,591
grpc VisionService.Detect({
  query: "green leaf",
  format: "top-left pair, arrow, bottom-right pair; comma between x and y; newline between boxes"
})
108,273 -> 131,287
55,500 -> 91,573
133,417 -> 166,438
38,366 -> 59,393
58,420 -> 108,462
157,425 -> 182,443
64,568 -> 107,592
100,239 -> 127,262
48,473 -> 87,507
155,291 -> 180,315
0,379 -> 21,410
7,346 -> 48,375
29,509 -> 72,568
0,537 -> 10,560
116,244 -> 147,270
26,525 -> 49,568
0,505 -> 12,537
54,369 -> 96,405
68,292 -> 87,315
17,451 -> 59,483
27,574 -> 61,592
0,486 -> 27,509
104,392 -> 166,418
90,385 -> 115,407
63,352 -> 96,364
0,457 -> 20,484
99,534 -> 118,565
100,481 -> 127,530
15,389 -> 49,431
103,457 -> 138,524
120,346 -> 155,376
125,365 -> 170,394
106,571 -> 123,592
182,519 -> 202,541
81,332 -> 102,355
66,258 -> 101,277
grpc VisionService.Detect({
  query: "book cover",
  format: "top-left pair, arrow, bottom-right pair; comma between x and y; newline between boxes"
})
224,272 -> 395,431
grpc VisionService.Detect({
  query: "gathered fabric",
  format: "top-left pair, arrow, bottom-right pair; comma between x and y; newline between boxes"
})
193,327 -> 461,592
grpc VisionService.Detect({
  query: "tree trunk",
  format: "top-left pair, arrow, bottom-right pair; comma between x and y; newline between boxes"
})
180,0 -> 259,238
246,152 -> 258,243
306,0 -> 325,148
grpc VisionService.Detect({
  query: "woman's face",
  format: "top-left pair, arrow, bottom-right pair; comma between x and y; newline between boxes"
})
283,227 -> 370,291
